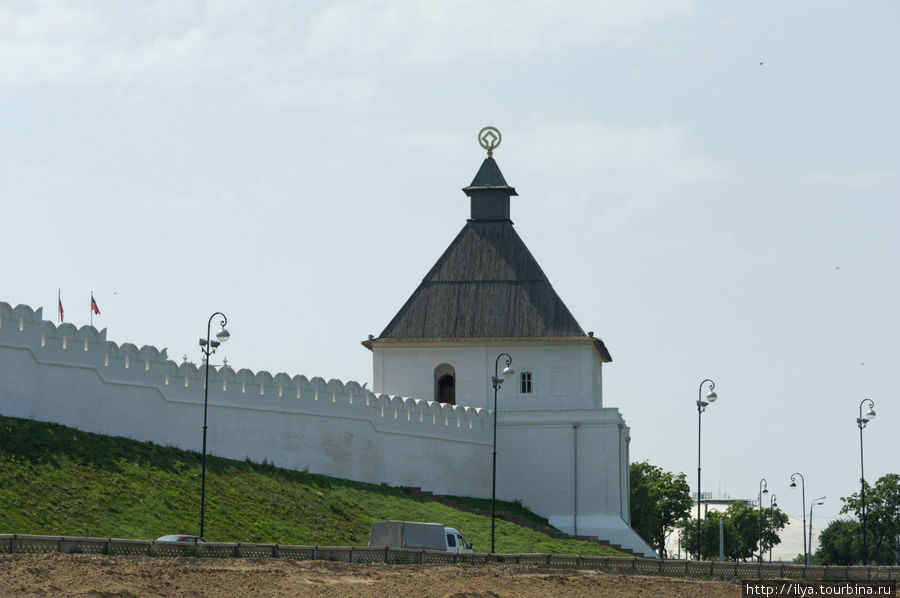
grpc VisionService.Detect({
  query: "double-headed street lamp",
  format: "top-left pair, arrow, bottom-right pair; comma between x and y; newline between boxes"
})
809,496 -> 825,561
696,378 -> 717,558
790,472 -> 808,565
856,398 -> 876,565
199,312 -> 230,540
758,478 -> 769,563
490,352 -> 514,554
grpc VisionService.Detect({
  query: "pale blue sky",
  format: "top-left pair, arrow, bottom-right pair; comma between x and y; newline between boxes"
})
2,1 -> 897,527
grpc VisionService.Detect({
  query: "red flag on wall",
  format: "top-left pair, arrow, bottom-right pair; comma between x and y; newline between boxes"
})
58,291 -> 64,322
91,294 -> 101,315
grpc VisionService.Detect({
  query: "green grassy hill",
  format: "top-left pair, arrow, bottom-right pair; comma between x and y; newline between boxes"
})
0,415 -> 625,556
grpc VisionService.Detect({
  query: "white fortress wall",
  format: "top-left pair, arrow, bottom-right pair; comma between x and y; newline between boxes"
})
0,302 -> 492,496
0,301 -> 654,556
496,409 -> 629,531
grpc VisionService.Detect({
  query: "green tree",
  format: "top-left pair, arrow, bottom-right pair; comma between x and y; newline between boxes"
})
760,505 -> 790,560
629,461 -> 693,557
792,553 -> 823,565
815,519 -> 863,566
678,511 -> 743,561
677,501 -> 788,562
840,473 -> 900,565
728,501 -> 763,561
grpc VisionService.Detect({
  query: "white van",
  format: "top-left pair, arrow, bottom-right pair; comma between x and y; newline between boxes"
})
368,521 -> 474,553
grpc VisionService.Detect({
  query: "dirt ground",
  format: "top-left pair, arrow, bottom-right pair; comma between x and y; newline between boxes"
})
0,553 -> 742,597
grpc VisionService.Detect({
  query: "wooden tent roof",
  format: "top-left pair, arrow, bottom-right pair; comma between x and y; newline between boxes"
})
365,157 -> 611,362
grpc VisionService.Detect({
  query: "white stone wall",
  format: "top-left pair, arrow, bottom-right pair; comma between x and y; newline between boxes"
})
372,340 -> 604,410
0,301 -> 654,556
0,302 -> 491,496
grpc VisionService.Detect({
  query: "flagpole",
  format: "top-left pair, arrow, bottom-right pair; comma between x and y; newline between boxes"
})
58,289 -> 61,323
90,291 -> 93,327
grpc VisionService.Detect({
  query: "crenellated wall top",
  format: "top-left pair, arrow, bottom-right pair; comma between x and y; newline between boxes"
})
0,300 -> 490,427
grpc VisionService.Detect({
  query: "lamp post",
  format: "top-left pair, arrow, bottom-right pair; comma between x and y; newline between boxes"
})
758,478 -> 769,563
768,494 -> 777,562
790,472 -> 808,566
857,398 -> 876,565
199,312 -> 229,540
696,379 -> 717,559
809,496 -> 825,562
490,352 -> 514,554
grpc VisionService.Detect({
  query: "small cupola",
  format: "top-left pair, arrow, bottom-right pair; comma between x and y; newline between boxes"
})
462,127 -> 518,221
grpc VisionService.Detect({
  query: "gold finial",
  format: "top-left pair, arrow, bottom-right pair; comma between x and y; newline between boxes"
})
478,126 -> 502,158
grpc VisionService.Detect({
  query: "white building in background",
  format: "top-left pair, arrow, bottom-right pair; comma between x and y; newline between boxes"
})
0,132 -> 654,557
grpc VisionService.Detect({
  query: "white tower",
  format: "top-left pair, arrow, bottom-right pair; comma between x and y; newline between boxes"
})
364,129 -> 655,557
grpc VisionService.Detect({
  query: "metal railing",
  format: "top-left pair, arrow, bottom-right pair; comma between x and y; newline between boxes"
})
1,534 -> 897,580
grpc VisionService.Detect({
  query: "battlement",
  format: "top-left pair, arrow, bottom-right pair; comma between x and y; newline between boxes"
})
0,301 -> 490,438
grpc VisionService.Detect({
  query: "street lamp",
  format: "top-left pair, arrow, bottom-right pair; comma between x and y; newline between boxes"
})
809,496 -> 825,562
758,478 -> 769,563
490,352 -> 514,554
768,494 -> 777,562
696,379 -> 717,559
857,398 -> 876,565
790,472 -> 808,566
199,311 -> 229,540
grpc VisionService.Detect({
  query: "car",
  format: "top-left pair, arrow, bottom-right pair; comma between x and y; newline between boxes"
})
155,535 -> 204,543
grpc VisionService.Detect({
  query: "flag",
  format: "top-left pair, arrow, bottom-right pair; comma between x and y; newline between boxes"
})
91,294 -> 101,315
58,292 -> 64,322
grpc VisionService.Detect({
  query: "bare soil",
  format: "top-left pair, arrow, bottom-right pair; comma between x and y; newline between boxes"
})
0,553 -> 742,597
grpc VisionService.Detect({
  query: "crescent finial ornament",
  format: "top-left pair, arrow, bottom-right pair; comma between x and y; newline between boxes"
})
478,126 -> 502,158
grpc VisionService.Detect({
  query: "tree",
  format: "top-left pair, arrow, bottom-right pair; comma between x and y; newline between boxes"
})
678,511 -> 743,561
840,473 -> 900,565
759,505 -> 790,560
629,461 -> 693,557
677,501 -> 789,562
816,519 -> 863,566
728,501 -> 764,561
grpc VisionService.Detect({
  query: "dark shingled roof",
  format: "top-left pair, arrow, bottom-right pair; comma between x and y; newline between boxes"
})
462,157 -> 518,195
366,156 -> 611,361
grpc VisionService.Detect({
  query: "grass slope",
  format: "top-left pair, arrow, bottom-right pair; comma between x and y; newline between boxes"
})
0,416 -> 626,556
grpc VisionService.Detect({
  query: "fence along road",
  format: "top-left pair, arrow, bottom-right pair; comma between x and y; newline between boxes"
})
1,534 -> 897,581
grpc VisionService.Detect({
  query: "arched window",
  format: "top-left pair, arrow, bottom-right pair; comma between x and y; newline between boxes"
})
434,363 -> 456,405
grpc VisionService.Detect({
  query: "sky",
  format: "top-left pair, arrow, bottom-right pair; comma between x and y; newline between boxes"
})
1,0 -> 897,533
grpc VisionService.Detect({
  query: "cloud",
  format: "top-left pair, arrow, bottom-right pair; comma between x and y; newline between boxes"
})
0,0 -> 102,41
0,2 -> 225,86
394,127 -> 470,152
803,170 -> 896,190
0,0 -> 692,106
511,121 -> 726,193
0,2 -> 373,107
254,75 -> 377,107
304,0 -> 694,64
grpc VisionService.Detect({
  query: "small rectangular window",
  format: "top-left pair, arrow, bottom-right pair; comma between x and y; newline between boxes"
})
520,371 -> 533,394
446,534 -> 456,548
